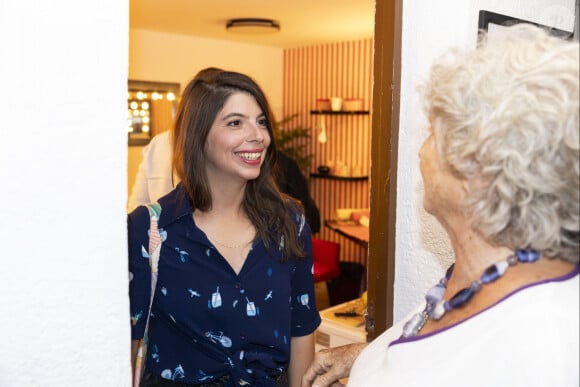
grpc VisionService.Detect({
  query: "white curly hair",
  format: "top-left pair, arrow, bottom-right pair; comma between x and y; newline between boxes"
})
423,23 -> 579,262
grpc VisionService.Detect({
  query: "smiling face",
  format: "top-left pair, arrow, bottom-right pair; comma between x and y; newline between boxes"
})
204,91 -> 271,184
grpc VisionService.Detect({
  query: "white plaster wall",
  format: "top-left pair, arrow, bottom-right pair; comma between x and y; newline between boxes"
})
0,0 -> 130,385
394,0 -> 577,323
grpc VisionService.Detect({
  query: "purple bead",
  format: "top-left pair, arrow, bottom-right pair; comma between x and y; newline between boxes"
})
516,249 -> 540,263
448,287 -> 474,309
444,264 -> 454,280
481,261 -> 509,284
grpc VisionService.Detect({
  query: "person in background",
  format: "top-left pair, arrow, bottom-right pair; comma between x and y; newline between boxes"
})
129,69 -> 321,386
274,151 -> 321,233
302,24 -> 579,387
127,130 -> 175,213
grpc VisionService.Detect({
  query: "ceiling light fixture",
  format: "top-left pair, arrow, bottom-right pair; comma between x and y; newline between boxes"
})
226,18 -> 280,34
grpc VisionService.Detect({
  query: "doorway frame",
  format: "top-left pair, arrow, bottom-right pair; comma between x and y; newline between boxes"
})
366,0 -> 402,340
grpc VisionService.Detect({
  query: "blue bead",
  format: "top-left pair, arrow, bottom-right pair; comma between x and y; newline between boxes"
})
481,264 -> 500,283
481,261 -> 508,283
448,287 -> 474,309
516,249 -> 540,262
444,264 -> 454,280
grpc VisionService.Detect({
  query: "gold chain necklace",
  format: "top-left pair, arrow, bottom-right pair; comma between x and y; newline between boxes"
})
210,237 -> 254,249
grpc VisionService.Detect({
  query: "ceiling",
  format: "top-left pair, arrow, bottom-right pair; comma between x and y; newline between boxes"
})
130,0 -> 376,48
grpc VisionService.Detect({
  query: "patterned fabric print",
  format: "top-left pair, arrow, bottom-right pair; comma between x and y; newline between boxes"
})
128,185 -> 321,386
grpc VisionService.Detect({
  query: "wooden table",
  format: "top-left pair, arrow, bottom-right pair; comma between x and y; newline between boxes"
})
324,219 -> 369,248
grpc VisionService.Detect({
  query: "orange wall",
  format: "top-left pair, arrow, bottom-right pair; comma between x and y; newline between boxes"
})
283,39 -> 373,266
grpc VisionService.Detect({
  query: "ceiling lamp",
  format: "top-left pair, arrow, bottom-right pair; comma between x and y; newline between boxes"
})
226,18 -> 280,34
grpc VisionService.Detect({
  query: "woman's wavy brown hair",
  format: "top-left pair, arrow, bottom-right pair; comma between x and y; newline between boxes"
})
172,69 -> 306,260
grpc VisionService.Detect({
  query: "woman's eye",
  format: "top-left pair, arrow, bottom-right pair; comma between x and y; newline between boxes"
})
257,118 -> 267,127
227,120 -> 241,127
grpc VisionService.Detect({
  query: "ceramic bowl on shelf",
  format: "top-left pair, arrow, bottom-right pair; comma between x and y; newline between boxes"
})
317,165 -> 330,175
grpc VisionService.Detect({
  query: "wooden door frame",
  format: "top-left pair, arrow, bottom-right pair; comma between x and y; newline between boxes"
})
366,0 -> 402,340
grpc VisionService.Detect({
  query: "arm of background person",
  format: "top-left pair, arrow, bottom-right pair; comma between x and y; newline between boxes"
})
127,131 -> 174,213
127,144 -> 153,213
289,333 -> 316,387
301,343 -> 367,387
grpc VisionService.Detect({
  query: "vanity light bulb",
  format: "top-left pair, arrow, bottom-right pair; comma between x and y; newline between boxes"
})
166,92 -> 175,101
141,101 -> 149,110
142,125 -> 150,133
133,109 -> 140,116
130,101 -> 138,110
142,116 -> 150,124
152,92 -> 161,100
136,91 -> 145,100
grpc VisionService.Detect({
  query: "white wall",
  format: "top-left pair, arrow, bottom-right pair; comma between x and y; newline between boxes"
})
394,0 -> 577,322
0,0 -> 130,385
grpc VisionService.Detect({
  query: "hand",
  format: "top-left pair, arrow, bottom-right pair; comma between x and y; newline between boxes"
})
301,343 -> 367,387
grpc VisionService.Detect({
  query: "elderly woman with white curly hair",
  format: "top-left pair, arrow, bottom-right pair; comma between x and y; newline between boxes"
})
302,23 -> 579,387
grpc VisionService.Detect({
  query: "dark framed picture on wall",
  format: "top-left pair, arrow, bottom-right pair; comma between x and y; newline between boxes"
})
478,10 -> 575,41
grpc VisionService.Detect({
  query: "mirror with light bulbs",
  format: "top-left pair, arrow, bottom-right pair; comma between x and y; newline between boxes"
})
127,80 -> 180,146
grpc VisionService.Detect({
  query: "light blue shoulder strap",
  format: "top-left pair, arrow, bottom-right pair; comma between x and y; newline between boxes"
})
145,202 -> 162,219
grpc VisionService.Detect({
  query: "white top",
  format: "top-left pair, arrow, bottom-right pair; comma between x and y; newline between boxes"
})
348,268 -> 579,387
127,131 -> 178,212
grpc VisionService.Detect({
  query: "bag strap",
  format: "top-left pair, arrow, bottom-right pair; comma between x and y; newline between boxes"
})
142,202 -> 162,332
134,202 -> 162,387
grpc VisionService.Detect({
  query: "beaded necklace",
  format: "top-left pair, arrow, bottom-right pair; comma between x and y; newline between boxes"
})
401,249 -> 541,338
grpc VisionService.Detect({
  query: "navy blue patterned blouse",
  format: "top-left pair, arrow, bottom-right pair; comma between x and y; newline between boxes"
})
128,184 -> 321,385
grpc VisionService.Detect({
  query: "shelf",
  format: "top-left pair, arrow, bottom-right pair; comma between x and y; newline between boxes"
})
310,110 -> 369,115
310,173 -> 368,181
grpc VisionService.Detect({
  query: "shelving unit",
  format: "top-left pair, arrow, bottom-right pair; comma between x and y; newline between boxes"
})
309,109 -> 370,181
310,110 -> 369,115
310,173 -> 368,181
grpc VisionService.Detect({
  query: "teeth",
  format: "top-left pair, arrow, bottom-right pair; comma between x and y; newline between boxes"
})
238,152 -> 261,160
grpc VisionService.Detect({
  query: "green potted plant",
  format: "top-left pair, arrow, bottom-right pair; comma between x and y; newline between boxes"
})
273,113 -> 313,175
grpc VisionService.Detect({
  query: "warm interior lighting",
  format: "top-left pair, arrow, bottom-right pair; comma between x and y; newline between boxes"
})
226,18 -> 280,34
128,80 -> 180,146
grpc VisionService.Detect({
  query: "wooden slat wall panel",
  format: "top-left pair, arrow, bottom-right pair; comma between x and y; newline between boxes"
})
283,39 -> 373,267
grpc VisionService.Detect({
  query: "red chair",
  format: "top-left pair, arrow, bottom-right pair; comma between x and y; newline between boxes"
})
312,238 -> 341,283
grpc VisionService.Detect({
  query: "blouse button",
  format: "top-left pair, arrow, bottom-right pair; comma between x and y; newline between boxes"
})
240,334 -> 246,340
235,282 -> 241,289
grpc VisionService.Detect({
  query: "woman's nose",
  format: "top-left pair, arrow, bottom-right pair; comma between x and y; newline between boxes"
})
247,123 -> 265,143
